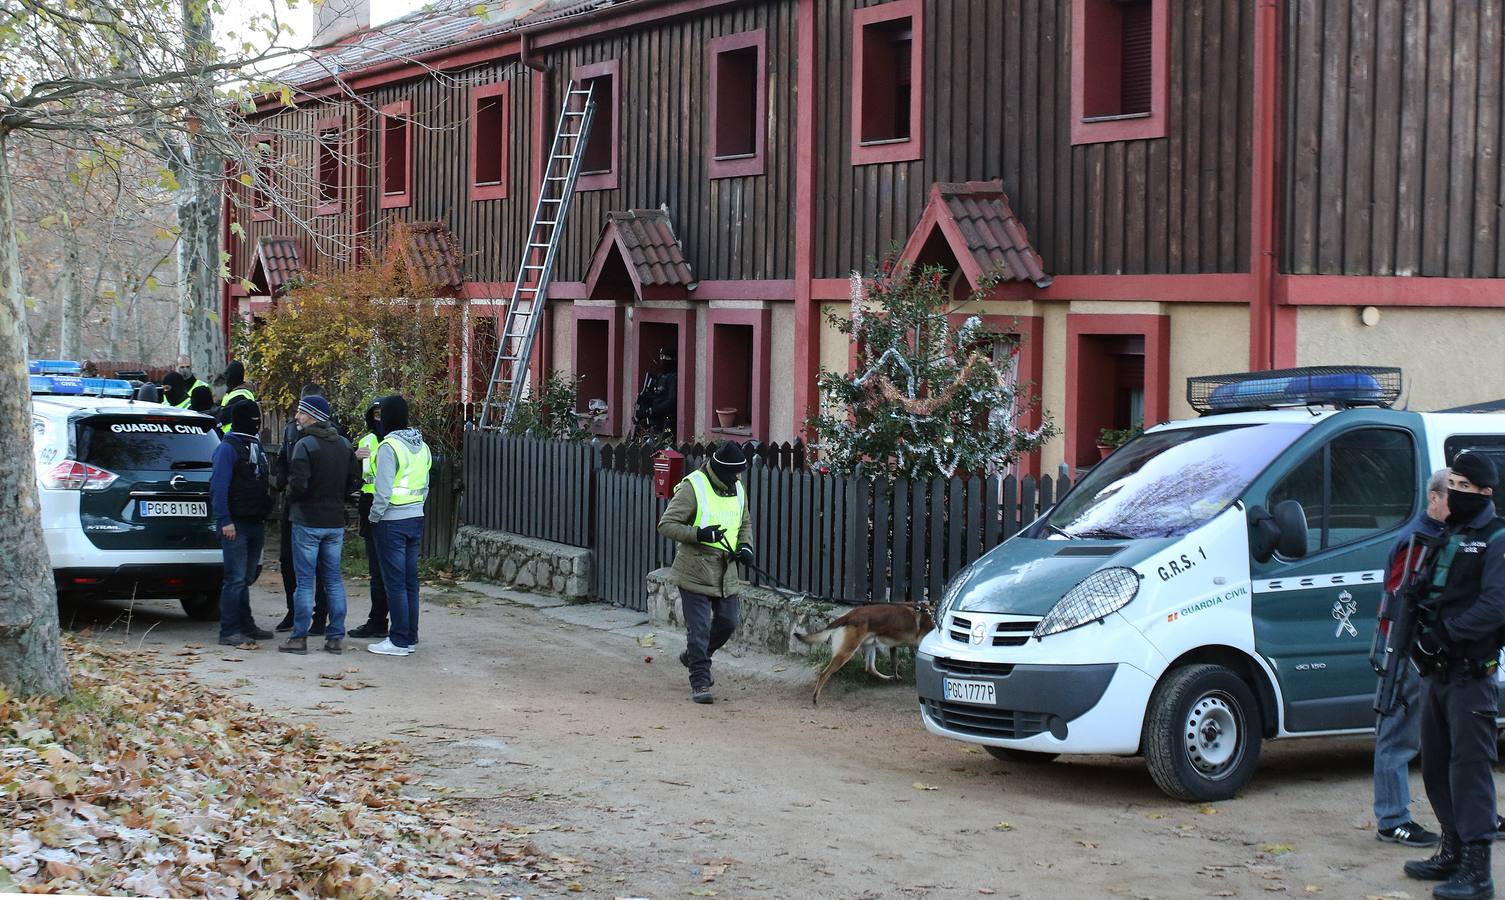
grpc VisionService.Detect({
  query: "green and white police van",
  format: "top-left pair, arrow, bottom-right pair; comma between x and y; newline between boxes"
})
916,366 -> 1505,801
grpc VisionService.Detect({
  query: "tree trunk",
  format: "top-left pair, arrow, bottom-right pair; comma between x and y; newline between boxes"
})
58,217 -> 82,360
0,131 -> 71,698
175,0 -> 226,383
108,282 -> 125,360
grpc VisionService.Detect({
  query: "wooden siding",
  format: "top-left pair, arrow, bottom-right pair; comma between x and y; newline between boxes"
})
814,0 -> 1253,279
361,62 -> 537,286
1283,0 -> 1505,277
540,0 -> 799,284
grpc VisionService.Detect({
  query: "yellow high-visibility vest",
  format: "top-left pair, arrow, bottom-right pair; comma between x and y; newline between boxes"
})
218,387 -> 256,434
381,434 -> 432,506
683,469 -> 744,550
359,433 -> 379,495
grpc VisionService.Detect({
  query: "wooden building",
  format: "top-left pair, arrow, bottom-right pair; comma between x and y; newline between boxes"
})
230,0 -> 1505,474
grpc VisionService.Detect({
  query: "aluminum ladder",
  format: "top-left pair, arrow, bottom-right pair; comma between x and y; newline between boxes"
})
477,80 -> 596,429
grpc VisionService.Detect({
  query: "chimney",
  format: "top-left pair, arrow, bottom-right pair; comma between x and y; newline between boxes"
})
312,0 -> 370,46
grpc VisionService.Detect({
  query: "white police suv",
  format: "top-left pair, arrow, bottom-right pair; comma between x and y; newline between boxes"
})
917,366 -> 1505,801
31,365 -> 224,619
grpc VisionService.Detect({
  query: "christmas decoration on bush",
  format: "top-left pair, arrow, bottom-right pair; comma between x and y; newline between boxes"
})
806,260 -> 1055,480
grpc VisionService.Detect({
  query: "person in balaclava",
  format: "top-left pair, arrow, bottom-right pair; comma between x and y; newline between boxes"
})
365,394 -> 432,657
1405,451 -> 1505,898
209,400 -> 275,646
217,360 -> 256,436
161,371 -> 190,409
655,441 -> 756,704
349,398 -> 391,640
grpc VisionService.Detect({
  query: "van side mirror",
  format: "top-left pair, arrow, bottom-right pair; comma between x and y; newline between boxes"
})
1248,500 -> 1310,562
1272,500 -> 1309,559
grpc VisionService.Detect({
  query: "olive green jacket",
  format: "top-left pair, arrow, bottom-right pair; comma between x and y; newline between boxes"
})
656,466 -> 754,598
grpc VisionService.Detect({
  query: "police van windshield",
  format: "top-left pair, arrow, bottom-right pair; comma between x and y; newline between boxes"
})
1044,422 -> 1313,540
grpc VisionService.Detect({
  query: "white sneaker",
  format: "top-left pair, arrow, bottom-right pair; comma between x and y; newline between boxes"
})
367,638 -> 413,656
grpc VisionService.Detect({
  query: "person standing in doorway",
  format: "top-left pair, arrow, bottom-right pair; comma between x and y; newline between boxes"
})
279,394 -> 359,655
656,441 -> 755,704
366,394 -> 431,657
209,399 -> 275,646
349,398 -> 390,639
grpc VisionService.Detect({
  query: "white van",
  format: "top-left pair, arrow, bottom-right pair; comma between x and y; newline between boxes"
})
915,367 -> 1505,801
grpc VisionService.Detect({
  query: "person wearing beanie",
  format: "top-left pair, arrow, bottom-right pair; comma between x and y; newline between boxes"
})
217,359 -> 256,436
366,394 -> 432,657
209,400 -> 275,647
273,383 -> 332,634
349,398 -> 390,640
655,440 -> 755,703
1405,450 -> 1505,897
279,393 -> 360,655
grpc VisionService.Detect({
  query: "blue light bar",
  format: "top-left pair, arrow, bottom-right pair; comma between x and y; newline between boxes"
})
81,377 -> 136,398
30,374 -> 136,398
1188,366 -> 1402,414
30,359 -> 84,376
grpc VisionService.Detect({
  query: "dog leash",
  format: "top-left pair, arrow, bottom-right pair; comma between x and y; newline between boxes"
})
712,537 -> 826,603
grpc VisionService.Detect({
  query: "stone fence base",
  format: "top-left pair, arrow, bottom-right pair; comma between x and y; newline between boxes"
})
449,526 -> 592,602
645,569 -> 852,656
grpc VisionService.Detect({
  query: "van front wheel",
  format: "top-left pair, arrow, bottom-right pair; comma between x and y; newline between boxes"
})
1143,664 -> 1262,802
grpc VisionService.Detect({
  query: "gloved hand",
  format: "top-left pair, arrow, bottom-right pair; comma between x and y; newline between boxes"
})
735,544 -> 755,567
696,525 -> 726,544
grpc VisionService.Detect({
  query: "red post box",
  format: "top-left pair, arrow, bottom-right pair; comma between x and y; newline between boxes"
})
653,449 -> 684,499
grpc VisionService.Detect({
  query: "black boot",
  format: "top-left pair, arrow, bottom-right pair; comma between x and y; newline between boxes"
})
1434,841 -> 1494,900
1408,832 -> 1464,881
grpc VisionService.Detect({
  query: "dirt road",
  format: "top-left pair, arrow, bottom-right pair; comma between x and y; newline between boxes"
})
62,568 -> 1471,899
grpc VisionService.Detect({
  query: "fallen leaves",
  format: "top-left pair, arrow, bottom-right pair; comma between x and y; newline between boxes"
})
911,782 -> 939,791
0,637 -> 588,897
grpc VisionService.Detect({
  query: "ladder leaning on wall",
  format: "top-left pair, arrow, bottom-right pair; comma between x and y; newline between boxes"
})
476,80 -> 597,429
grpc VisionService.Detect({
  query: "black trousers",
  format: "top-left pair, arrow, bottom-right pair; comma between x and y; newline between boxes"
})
680,588 -> 739,688
360,525 -> 389,626
280,514 -> 328,625
1420,670 -> 1500,843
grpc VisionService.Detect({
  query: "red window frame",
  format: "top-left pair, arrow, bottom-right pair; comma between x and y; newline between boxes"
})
469,82 -> 510,201
571,305 -> 625,436
1071,0 -> 1170,145
314,115 -> 343,217
1064,313 -> 1170,470
251,133 -> 275,221
708,29 -> 767,179
632,306 -> 696,443
378,100 -> 412,209
946,313 -> 1045,476
704,307 -> 772,440
573,60 -> 620,192
851,0 -> 924,166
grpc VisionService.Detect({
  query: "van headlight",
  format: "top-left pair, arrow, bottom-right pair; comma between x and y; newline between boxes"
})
1033,567 -> 1142,638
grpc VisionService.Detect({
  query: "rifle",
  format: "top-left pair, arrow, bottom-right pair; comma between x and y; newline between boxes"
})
1373,532 -> 1443,715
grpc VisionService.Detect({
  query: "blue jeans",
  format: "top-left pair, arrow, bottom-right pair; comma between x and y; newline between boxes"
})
1374,663 -> 1423,829
218,519 -> 265,641
375,517 -> 424,648
291,524 -> 347,640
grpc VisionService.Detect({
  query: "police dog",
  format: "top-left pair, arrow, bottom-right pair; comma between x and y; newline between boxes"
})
797,603 -> 936,706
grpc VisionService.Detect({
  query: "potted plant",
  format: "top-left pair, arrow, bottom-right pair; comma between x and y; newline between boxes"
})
1096,424 -> 1143,460
715,407 -> 739,428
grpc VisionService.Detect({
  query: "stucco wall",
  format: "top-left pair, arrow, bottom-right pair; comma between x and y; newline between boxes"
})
1166,303 -> 1250,421
769,303 -> 796,443
1296,306 -> 1505,412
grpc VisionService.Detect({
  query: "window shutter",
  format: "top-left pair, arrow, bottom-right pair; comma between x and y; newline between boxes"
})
1119,0 -> 1153,115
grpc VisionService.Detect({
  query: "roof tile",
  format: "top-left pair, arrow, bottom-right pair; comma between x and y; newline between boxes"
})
934,181 -> 1050,287
605,209 -> 694,288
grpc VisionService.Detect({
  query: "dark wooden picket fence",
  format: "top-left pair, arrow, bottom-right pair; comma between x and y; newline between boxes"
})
420,457 -> 460,560
459,431 -> 1073,611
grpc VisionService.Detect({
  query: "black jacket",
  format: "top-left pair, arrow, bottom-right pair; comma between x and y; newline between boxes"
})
286,420 -> 361,528
1433,501 -> 1505,657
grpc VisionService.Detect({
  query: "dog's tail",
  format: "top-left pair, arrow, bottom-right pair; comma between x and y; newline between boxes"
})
796,625 -> 835,646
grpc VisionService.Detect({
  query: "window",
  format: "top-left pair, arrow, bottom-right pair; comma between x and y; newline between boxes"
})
704,307 -> 770,439
379,100 -> 411,209
851,0 -> 923,165
1268,428 -> 1417,552
1444,435 -> 1505,477
251,135 -> 274,221
573,60 -> 619,191
1072,0 -> 1168,144
708,30 -> 767,178
314,117 -> 342,216
572,306 -> 623,435
470,82 -> 509,201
